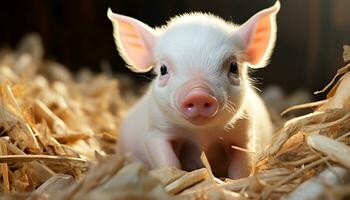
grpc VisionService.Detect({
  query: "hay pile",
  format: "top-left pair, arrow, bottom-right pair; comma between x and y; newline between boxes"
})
1,35 -> 350,200
0,34 -> 127,198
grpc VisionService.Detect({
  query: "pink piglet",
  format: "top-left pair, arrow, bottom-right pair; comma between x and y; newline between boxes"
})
108,1 -> 280,179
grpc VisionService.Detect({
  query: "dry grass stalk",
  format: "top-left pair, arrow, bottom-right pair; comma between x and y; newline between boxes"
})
0,140 -> 10,193
165,168 -> 208,194
150,167 -> 187,186
200,152 -> 217,183
285,166 -> 350,200
0,155 -> 87,166
344,45 -> 350,63
30,174 -> 75,198
260,158 -> 328,199
314,62 -> 350,95
307,135 -> 350,169
280,99 -> 327,116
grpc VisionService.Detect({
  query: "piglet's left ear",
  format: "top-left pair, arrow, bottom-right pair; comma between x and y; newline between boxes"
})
235,1 -> 280,68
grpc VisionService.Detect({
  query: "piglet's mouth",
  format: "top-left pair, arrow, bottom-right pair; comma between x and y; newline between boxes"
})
184,116 -> 214,126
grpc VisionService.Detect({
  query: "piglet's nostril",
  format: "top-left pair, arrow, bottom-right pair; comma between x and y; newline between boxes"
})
187,103 -> 194,108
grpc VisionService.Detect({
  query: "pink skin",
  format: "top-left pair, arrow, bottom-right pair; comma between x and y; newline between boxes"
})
109,1 -> 280,179
178,85 -> 218,125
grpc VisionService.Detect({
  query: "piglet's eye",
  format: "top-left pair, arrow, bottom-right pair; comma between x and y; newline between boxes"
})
229,62 -> 238,74
160,65 -> 168,76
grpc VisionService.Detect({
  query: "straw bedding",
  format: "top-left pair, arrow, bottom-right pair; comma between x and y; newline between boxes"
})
0,34 -> 350,200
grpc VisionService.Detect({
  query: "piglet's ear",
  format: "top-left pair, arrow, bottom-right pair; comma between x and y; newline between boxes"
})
235,1 -> 280,68
107,8 -> 156,72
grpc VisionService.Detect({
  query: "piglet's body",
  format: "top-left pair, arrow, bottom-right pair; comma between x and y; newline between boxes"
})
108,1 -> 280,179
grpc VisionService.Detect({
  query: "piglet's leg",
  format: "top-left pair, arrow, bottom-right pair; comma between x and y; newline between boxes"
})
227,149 -> 250,179
146,136 -> 181,169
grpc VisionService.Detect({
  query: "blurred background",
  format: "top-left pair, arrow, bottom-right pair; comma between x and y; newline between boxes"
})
0,0 -> 350,96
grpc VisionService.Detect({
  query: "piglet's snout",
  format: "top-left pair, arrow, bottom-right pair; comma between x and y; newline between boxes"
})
179,87 -> 218,120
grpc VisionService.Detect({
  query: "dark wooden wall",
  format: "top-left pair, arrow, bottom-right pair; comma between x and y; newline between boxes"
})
0,0 -> 350,94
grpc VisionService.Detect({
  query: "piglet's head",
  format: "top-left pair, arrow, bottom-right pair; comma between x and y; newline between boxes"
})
108,1 -> 280,128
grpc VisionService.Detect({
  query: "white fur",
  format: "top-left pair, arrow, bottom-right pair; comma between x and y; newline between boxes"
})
151,13 -> 248,128
109,2 -> 279,179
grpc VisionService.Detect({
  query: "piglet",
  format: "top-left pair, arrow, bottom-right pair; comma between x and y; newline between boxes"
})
108,1 -> 280,179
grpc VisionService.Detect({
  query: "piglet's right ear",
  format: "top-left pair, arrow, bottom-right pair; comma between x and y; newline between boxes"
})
235,1 -> 280,69
107,8 -> 156,72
